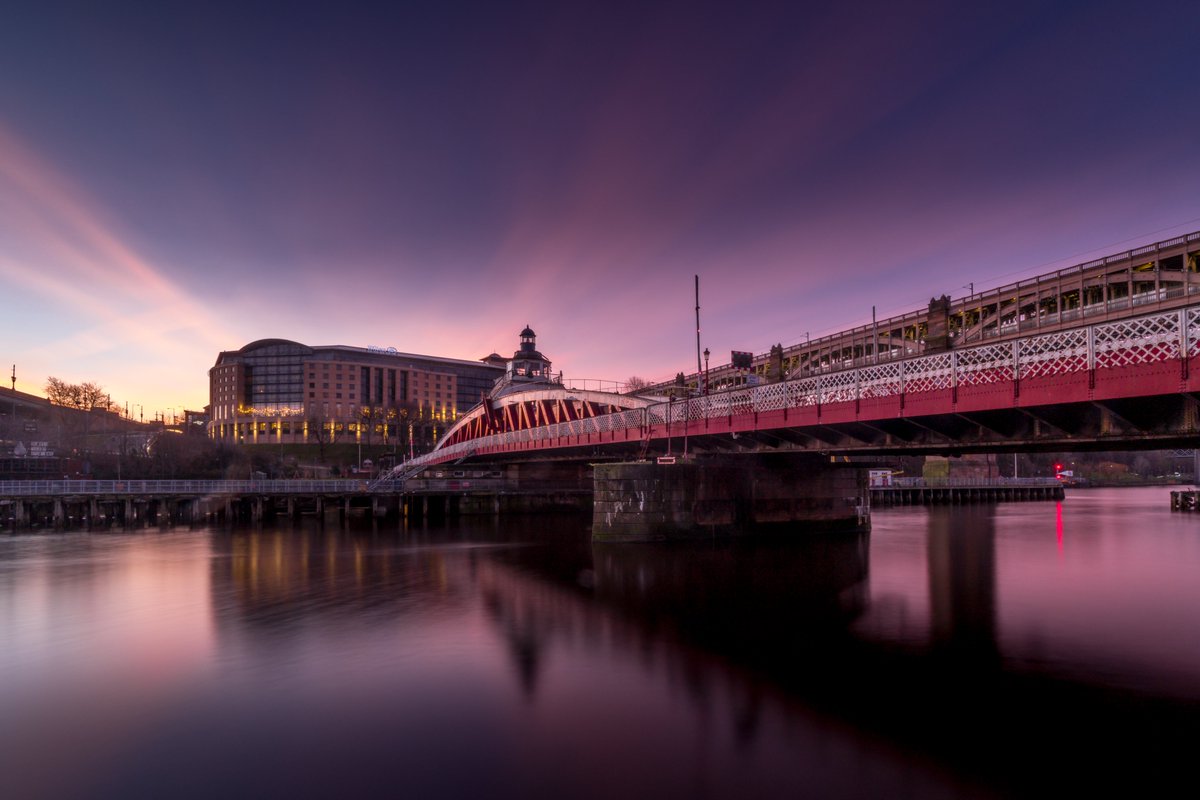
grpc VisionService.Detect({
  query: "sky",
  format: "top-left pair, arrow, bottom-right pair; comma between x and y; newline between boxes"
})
2,0 -> 1199,416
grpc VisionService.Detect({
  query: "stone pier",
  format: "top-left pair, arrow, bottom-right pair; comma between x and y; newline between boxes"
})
592,454 -> 869,542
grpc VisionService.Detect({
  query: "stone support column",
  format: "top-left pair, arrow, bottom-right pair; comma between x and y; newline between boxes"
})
593,454 -> 869,542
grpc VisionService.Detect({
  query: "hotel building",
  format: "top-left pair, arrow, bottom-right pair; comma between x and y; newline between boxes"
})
207,339 -> 506,448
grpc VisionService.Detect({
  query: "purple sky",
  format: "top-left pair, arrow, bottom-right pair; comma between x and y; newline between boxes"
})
2,0 -> 1199,414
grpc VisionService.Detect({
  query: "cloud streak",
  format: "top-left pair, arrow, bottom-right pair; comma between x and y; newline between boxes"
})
0,124 -> 236,406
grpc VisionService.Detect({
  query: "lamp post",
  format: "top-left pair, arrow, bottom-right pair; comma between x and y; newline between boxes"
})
8,365 -> 15,442
703,348 -> 710,395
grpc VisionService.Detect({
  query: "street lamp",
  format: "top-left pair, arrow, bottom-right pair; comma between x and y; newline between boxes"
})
703,348 -> 710,395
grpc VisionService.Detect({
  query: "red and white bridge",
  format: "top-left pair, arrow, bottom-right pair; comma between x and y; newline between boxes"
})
383,230 -> 1200,477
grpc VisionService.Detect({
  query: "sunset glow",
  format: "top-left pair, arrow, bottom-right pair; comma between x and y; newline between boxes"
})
1,1 -> 1197,413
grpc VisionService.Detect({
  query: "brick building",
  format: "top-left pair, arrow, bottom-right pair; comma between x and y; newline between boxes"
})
207,339 -> 504,449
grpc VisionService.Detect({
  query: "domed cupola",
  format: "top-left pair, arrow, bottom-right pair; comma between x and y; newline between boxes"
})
508,325 -> 551,381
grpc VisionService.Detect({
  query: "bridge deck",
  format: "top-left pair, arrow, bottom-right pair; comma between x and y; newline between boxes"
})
405,302 -> 1200,468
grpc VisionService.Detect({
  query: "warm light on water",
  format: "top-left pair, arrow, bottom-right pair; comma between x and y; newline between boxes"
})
1,487 -> 1197,797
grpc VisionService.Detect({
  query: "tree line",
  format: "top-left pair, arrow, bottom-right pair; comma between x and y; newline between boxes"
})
44,377 -> 118,412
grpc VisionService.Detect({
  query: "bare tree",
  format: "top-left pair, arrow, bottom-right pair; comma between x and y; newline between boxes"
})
45,377 -> 112,454
45,377 -> 81,408
306,414 -> 341,464
359,405 -> 386,450
625,376 -> 650,393
44,377 -> 108,410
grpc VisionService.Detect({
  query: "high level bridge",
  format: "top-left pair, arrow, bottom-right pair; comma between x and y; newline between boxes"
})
385,229 -> 1200,477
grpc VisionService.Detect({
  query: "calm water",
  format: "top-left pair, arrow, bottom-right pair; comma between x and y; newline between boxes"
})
2,487 -> 1198,798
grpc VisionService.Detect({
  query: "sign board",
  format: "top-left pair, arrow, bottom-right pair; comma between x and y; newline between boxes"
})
868,469 -> 893,488
731,351 -> 753,369
657,456 -> 677,465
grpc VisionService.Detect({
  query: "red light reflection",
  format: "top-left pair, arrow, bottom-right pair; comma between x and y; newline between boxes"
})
1056,501 -> 1063,552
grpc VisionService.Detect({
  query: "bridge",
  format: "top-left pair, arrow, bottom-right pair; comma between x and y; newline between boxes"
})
383,229 -> 1200,475
365,230 -> 1200,540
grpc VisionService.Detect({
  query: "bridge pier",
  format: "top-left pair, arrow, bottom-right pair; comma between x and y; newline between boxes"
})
593,454 -> 869,542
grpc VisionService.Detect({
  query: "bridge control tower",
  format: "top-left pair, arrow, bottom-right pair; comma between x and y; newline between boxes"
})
504,326 -> 553,385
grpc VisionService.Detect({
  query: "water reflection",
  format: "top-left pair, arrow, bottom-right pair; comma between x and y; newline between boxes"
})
927,506 -> 997,662
198,521 -> 977,798
4,491 -> 1199,798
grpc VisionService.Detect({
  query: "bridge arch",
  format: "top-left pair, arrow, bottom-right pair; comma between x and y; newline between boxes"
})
437,385 -> 656,450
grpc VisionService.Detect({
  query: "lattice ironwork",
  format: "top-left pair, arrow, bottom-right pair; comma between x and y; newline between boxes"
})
788,377 -> 820,407
752,381 -> 791,411
903,353 -> 953,394
956,342 -> 1013,386
1019,329 -> 1089,378
683,395 -> 705,419
707,388 -> 753,416
1188,308 -> 1200,358
616,409 -> 644,431
857,362 -> 902,399
818,370 -> 857,404
599,411 -> 619,431
1094,311 -> 1179,369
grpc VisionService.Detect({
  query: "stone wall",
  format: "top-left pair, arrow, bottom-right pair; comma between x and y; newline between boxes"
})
593,454 -> 868,542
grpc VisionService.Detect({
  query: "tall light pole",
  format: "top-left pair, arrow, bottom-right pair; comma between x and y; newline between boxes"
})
8,365 -> 15,439
694,275 -> 703,376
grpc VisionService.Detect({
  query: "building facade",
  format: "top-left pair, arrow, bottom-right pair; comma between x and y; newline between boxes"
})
207,339 -> 505,450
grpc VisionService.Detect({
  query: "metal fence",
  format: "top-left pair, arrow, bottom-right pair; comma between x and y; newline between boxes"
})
887,477 -> 1061,488
0,479 -> 369,496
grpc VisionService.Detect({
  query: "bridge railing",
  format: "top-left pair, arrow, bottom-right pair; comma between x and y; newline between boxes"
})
887,477 -> 1062,488
0,479 -> 368,496
405,304 -> 1200,467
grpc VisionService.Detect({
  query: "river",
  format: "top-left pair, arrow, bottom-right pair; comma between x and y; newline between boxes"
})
2,486 -> 1197,798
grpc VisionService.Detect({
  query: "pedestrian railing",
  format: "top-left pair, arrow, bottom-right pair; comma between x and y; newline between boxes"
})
0,479 -> 369,496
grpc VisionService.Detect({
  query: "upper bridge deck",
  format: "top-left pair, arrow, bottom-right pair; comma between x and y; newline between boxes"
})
674,229 -> 1200,393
